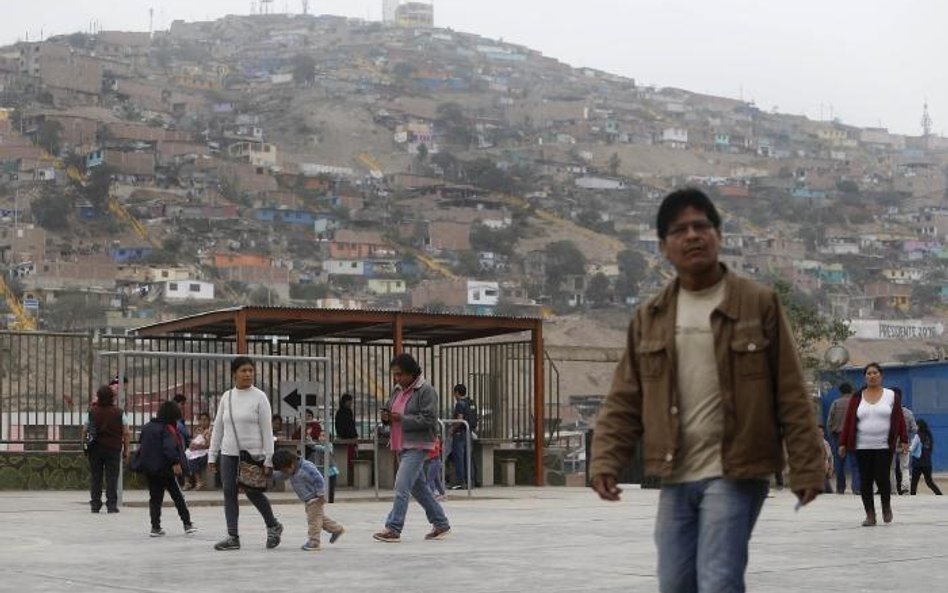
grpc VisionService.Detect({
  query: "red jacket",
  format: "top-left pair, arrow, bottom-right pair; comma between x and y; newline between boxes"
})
839,387 -> 907,451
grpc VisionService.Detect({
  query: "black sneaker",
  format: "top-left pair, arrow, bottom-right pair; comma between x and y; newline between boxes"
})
184,523 -> 198,535
266,522 -> 283,549
107,508 -> 120,514
214,535 -> 241,551
150,528 -> 166,538
329,528 -> 345,544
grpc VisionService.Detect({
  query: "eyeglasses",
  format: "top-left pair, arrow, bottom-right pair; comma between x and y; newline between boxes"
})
666,219 -> 715,238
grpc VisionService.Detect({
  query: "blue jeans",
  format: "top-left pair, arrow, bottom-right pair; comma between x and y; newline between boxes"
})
655,478 -> 768,593
828,433 -> 860,494
451,434 -> 470,485
385,448 -> 449,535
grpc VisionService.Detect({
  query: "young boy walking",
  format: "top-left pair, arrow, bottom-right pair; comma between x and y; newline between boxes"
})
271,449 -> 345,551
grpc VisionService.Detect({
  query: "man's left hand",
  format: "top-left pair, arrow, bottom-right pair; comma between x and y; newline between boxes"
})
793,488 -> 821,507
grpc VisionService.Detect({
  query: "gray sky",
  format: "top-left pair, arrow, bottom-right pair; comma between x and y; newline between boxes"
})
3,0 -> 944,136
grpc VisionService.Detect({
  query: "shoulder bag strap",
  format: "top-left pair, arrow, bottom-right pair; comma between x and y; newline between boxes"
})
227,389 -> 244,453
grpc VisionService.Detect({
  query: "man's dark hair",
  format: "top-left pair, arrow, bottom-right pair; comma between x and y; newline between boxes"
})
96,385 -> 114,405
656,188 -> 722,240
453,384 -> 467,397
230,356 -> 254,375
390,353 -> 422,378
340,393 -> 353,405
272,414 -> 282,422
838,382 -> 854,394
271,449 -> 296,470
156,400 -> 182,424
173,393 -> 187,404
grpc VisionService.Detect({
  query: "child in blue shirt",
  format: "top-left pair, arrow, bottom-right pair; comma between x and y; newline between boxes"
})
271,449 -> 345,551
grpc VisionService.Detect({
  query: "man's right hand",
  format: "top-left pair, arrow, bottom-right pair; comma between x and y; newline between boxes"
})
591,474 -> 622,501
837,445 -> 846,459
208,462 -> 216,474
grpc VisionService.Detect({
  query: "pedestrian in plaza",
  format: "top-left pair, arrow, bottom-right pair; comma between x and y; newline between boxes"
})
838,362 -> 908,526
910,419 -> 943,495
86,384 -> 132,514
309,432 -> 339,503
372,353 -> 451,543
184,412 -> 213,490
893,405 -> 917,495
426,434 -> 446,500
449,383 -> 477,489
137,400 -> 196,537
271,448 -> 345,551
590,188 -> 824,593
826,383 -> 861,494
208,356 -> 283,551
334,392 -> 359,485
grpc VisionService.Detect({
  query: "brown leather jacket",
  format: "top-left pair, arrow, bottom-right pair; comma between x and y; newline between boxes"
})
590,267 -> 824,491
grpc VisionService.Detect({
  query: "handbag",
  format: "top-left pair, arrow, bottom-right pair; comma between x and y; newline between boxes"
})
227,390 -> 269,491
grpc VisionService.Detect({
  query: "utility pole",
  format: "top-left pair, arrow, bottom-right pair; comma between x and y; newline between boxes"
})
921,102 -> 933,147
302,0 -> 309,15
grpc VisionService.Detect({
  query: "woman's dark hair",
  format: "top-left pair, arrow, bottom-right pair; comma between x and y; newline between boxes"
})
96,385 -> 115,405
272,414 -> 282,422
863,362 -> 884,376
453,384 -> 467,396
231,356 -> 254,375
917,418 -> 931,437
390,352 -> 422,378
656,188 -> 722,240
156,400 -> 182,424
271,449 -> 295,471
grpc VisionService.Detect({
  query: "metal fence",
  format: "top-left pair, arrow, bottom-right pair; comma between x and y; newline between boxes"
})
0,331 -> 558,449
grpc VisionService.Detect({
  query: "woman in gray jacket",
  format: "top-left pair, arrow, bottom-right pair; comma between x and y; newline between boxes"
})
373,353 -> 451,543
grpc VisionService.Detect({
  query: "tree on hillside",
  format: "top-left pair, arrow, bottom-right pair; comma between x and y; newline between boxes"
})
586,272 -> 612,308
608,152 -> 621,176
463,158 -> 516,193
544,240 -> 586,297
436,102 -> 473,148
41,292 -> 106,331
30,186 -> 71,231
773,279 -> 853,370
37,120 -> 63,156
615,249 -> 647,302
291,54 -> 317,85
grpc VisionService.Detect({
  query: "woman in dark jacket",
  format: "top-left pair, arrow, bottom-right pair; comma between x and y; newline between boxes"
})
138,400 -> 195,537
911,419 -> 943,495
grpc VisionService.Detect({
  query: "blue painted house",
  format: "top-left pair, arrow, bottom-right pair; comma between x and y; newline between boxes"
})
109,246 -> 152,263
254,208 -> 316,226
821,361 -> 948,470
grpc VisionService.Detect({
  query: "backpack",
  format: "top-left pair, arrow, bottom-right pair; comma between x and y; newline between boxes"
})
463,399 -> 479,432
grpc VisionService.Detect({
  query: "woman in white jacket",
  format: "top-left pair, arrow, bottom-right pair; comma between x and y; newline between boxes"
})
208,356 -> 282,551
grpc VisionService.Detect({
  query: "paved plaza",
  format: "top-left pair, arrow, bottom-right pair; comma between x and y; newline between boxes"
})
0,484 -> 945,593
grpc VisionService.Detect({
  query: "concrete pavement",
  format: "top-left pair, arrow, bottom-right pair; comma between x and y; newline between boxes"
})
0,485 -> 945,593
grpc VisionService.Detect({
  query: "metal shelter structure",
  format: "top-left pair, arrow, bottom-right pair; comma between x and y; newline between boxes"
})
133,307 -> 548,485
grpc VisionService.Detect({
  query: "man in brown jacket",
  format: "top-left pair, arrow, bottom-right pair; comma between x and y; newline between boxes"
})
590,188 -> 824,593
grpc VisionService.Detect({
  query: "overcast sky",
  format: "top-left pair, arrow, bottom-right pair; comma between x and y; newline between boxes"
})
3,0 -> 943,136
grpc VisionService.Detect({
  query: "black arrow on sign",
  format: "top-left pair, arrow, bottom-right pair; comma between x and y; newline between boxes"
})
282,389 -> 322,411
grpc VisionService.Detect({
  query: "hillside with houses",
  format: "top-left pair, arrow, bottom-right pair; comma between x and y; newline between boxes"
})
0,13 -> 946,360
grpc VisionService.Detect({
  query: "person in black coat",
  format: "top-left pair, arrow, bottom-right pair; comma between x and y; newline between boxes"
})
137,400 -> 196,537
334,393 -> 359,485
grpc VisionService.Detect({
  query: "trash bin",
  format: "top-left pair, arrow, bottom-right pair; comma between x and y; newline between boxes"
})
499,458 -> 517,486
353,459 -> 372,490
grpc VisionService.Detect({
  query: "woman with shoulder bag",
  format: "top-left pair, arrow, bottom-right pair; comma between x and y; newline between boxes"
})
208,356 -> 283,551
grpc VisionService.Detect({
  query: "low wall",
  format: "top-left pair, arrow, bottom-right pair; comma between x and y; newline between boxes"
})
0,452 -> 148,490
